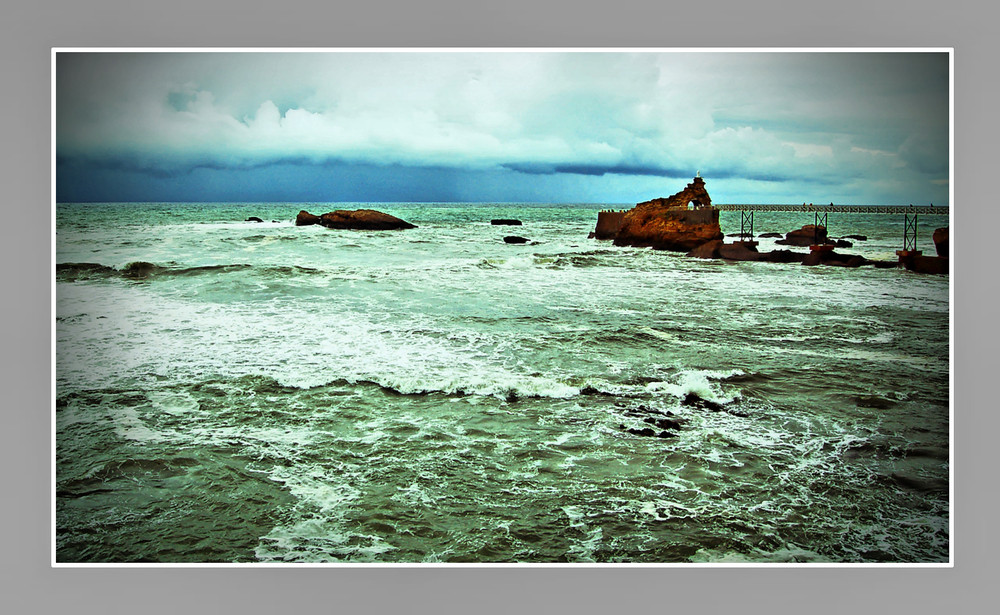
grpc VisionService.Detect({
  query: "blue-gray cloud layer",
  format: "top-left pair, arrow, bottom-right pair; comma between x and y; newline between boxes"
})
56,51 -> 950,204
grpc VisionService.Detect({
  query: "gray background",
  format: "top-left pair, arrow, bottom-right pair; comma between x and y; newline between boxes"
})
4,0 -> 993,613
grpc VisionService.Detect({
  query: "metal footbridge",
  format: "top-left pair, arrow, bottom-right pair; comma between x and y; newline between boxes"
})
715,204 -> 948,215
714,203 -> 949,251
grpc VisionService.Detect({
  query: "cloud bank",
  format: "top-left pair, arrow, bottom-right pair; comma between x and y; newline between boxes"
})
56,51 -> 950,204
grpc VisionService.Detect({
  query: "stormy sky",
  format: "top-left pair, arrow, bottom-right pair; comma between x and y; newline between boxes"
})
55,50 -> 950,205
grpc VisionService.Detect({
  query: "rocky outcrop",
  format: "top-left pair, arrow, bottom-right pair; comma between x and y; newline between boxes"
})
246,216 -> 264,223
933,227 -> 949,257
609,177 -> 723,251
295,210 -> 322,226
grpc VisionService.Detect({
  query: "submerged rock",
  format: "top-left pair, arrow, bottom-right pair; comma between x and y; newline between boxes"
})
503,236 -> 530,244
491,219 -> 522,226
246,216 -> 264,223
681,392 -> 724,412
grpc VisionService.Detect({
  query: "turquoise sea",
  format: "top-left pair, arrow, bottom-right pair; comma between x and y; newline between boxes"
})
55,202 -> 950,563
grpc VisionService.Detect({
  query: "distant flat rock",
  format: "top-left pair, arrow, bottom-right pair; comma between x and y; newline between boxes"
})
296,209 -> 416,230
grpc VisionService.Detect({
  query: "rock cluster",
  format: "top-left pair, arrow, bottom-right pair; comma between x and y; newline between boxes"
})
295,209 -> 416,230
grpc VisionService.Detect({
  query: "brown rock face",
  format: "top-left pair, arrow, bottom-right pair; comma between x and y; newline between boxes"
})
318,209 -> 417,230
686,239 -> 723,259
611,177 -> 722,251
933,227 -> 949,257
296,210 -> 322,226
593,211 -> 626,240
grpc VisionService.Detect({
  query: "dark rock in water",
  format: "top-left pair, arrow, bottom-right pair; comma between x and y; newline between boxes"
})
872,260 -> 898,269
686,239 -> 723,259
759,232 -> 783,238
762,250 -> 806,264
681,392 -> 724,412
933,227 -> 949,257
626,427 -> 657,437
504,236 -> 530,244
121,261 -> 162,278
246,216 -> 264,223
900,254 -> 949,275
776,225 -> 828,247
580,386 -> 614,396
844,234 -> 868,241
802,249 -> 869,268
320,209 -> 417,230
802,251 -> 822,267
295,210 -> 322,226
718,242 -> 764,261
656,431 -> 677,439
832,239 -> 853,248
491,219 -> 522,226
644,417 -> 683,431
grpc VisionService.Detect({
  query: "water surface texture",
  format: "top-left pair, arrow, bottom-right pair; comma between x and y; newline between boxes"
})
55,202 -> 950,563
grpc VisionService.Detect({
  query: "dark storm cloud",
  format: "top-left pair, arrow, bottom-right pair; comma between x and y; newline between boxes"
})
55,50 -> 951,204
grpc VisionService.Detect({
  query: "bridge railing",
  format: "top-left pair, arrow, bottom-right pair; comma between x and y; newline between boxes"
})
714,204 -> 949,215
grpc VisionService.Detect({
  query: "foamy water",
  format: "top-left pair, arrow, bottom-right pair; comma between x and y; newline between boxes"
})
55,202 -> 950,563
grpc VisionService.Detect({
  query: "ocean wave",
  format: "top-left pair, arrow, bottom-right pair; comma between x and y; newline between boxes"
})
644,369 -> 745,405
57,261 -> 322,282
